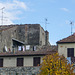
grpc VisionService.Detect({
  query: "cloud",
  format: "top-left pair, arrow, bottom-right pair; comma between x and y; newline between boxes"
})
61,8 -> 69,12
0,0 -> 28,25
5,0 -> 28,11
3,19 -> 13,25
13,0 -> 28,10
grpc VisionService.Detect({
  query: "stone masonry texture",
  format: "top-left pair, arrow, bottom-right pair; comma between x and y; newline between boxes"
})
0,66 -> 40,75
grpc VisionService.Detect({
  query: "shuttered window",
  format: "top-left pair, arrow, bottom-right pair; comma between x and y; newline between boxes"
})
33,57 -> 40,66
17,58 -> 23,67
0,59 -> 3,67
67,48 -> 74,57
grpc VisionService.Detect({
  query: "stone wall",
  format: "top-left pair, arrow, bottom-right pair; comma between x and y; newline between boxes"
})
45,31 -> 49,45
0,66 -> 40,75
17,25 -> 25,42
27,24 -> 40,45
0,26 -> 18,52
0,24 -> 50,52
39,26 -> 45,46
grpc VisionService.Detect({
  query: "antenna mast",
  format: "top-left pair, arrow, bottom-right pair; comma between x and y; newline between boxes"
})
0,7 -> 5,25
45,18 -> 47,30
45,18 -> 49,30
70,21 -> 74,35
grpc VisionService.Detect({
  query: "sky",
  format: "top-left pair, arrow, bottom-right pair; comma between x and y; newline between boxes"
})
0,0 -> 75,45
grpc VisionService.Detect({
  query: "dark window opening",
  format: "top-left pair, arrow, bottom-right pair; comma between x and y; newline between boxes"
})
33,46 -> 36,51
17,58 -> 23,67
32,74 -> 35,75
0,58 -> 3,67
67,48 -> 74,57
33,57 -> 40,66
15,30 -> 16,32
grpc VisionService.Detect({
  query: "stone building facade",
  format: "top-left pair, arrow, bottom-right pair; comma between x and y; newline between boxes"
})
0,24 -> 56,75
0,24 -> 50,52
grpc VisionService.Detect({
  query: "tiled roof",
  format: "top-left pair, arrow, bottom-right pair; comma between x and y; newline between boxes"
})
0,46 -> 57,57
0,51 -> 56,57
39,45 -> 57,51
57,33 -> 75,43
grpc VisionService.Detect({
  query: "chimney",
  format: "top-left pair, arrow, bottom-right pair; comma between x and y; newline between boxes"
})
45,30 -> 49,45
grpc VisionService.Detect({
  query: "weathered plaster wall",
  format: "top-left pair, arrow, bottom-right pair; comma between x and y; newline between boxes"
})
58,43 -> 75,58
0,56 -> 43,67
24,57 -> 33,66
3,57 -> 16,67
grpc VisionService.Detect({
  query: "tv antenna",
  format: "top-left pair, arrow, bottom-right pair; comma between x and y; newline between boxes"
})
45,18 -> 49,30
0,7 -> 5,25
70,21 -> 74,35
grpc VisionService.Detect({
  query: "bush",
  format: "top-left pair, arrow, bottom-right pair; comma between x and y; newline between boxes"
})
39,53 -> 74,75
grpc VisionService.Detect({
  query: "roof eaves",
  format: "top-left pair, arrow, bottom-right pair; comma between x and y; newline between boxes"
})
57,42 -> 75,44
0,54 -> 46,57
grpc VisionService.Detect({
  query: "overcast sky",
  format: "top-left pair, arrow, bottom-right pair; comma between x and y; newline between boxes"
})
0,0 -> 75,45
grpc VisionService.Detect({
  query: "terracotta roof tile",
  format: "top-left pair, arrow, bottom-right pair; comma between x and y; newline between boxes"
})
0,46 -> 57,57
39,45 -> 57,51
57,33 -> 75,43
0,51 -> 56,57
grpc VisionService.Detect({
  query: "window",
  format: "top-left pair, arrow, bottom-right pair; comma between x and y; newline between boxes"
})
14,30 -> 16,32
22,46 -> 25,51
18,46 -> 21,51
32,74 -> 35,75
33,57 -> 40,66
18,46 -> 24,51
0,58 -> 3,67
67,48 -> 74,57
33,46 -> 36,51
17,58 -> 23,67
5,46 -> 8,52
26,45 -> 30,50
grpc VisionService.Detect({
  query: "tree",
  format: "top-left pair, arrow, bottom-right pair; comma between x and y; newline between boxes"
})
39,53 -> 74,75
